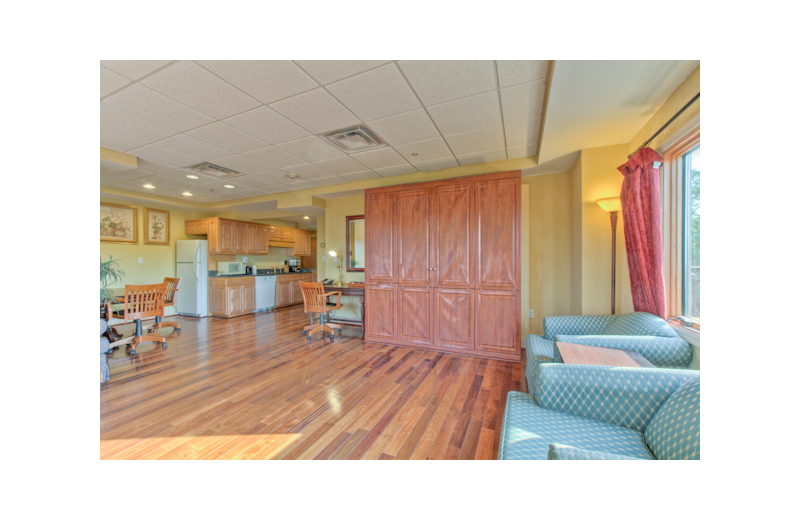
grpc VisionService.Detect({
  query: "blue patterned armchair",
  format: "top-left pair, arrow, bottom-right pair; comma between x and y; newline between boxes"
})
101,319 -> 111,384
526,312 -> 692,393
498,364 -> 700,460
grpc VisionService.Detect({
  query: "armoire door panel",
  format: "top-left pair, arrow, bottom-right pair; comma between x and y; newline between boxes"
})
474,290 -> 519,355
365,284 -> 397,340
435,184 -> 472,288
475,178 -> 520,290
365,193 -> 397,283
397,188 -> 432,286
397,286 -> 433,345
434,288 -> 473,350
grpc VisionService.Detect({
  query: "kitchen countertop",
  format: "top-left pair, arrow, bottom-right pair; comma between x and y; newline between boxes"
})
208,269 -> 316,278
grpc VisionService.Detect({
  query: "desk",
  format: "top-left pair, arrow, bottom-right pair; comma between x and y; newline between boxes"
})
323,283 -> 365,339
556,342 -> 655,368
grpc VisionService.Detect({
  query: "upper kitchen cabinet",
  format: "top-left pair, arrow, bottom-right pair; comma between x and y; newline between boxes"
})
474,177 -> 520,291
364,192 -> 397,284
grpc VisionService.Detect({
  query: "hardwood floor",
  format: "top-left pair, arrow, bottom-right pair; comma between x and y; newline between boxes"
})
101,305 -> 527,460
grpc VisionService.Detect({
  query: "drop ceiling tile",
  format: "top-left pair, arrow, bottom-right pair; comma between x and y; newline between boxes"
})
100,60 -> 172,81
496,61 -> 549,88
427,91 -> 502,136
100,130 -> 145,153
280,164 -> 335,181
100,103 -> 177,143
157,168 -> 218,184
295,60 -> 392,85
412,157 -> 460,172
398,60 -> 496,106
100,173 -> 128,185
103,84 -> 214,132
282,181 -> 312,192
157,190 -> 216,203
366,109 -> 440,146
269,89 -> 360,134
117,168 -> 153,180
313,156 -> 370,175
444,126 -> 505,156
241,146 -> 306,169
101,159 -> 134,175
394,137 -> 454,164
197,60 -> 318,104
504,118 -> 542,147
375,164 -> 418,177
351,147 -> 407,169
456,149 -> 507,166
500,80 -> 547,124
212,154 -> 272,175
308,176 -> 348,188
100,67 -> 132,98
241,170 -> 298,186
149,175 -> 196,189
276,136 -> 343,163
116,178 -> 171,193
154,134 -> 231,161
506,144 -> 538,160
199,180 -> 251,193
185,122 -> 267,154
142,60 -> 260,120
232,173 -> 279,189
339,170 -> 382,182
135,158 -> 173,174
224,106 -> 310,145
327,64 -> 420,121
128,144 -> 199,168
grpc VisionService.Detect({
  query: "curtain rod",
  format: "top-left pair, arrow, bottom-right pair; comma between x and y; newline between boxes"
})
629,92 -> 700,158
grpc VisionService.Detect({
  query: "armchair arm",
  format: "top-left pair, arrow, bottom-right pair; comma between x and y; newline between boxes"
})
535,364 -> 695,431
552,335 -> 692,367
324,291 -> 342,307
543,315 -> 615,339
547,444 -> 647,460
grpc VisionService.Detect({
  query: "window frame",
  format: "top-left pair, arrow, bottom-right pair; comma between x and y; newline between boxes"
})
660,125 -> 700,329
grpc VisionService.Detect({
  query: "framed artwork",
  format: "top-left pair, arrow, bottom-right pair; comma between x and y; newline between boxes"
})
100,202 -> 138,244
144,208 -> 170,245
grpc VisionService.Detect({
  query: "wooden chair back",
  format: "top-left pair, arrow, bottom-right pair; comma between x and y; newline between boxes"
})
120,283 -> 168,322
299,282 -> 328,313
163,277 -> 182,305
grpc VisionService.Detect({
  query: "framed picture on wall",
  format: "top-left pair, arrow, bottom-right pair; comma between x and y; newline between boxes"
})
144,208 -> 170,245
100,202 -> 138,244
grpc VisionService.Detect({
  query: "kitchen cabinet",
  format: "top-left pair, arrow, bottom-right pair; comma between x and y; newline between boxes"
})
234,222 -> 248,254
288,229 -> 312,256
219,219 -> 236,254
187,218 -> 308,255
274,273 -> 314,308
257,225 -> 269,254
364,171 -> 521,362
208,276 -> 256,318
185,219 -> 208,235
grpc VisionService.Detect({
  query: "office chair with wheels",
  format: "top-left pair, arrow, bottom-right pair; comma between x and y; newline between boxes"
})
299,282 -> 343,341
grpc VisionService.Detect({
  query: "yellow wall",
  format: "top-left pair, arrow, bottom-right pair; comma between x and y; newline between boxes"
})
569,154 -> 583,314
322,195 -> 365,320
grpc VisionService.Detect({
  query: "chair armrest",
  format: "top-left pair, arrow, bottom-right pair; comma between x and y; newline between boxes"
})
324,291 -> 342,306
535,364 -> 696,431
543,315 -> 615,339
552,335 -> 692,367
548,444 -> 647,460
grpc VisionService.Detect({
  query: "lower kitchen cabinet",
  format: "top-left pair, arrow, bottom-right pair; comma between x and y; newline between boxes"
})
274,273 -> 314,308
209,276 -> 256,318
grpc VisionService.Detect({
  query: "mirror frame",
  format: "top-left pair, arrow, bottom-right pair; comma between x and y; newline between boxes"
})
345,214 -> 365,272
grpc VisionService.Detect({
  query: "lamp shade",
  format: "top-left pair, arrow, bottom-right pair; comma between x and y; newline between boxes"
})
596,197 -> 622,213
328,250 -> 338,257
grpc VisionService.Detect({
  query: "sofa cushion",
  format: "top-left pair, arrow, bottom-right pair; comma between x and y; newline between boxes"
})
644,374 -> 700,460
603,312 -> 678,338
544,315 -> 615,339
498,391 -> 654,460
547,444 -> 645,460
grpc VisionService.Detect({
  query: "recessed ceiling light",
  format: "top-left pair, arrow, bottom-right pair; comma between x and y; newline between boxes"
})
143,184 -> 155,189
223,185 -> 235,189
186,174 -> 199,180
303,216 -> 310,220
182,192 -> 193,196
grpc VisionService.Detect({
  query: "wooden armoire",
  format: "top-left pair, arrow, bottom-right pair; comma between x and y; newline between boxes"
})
363,170 -> 521,362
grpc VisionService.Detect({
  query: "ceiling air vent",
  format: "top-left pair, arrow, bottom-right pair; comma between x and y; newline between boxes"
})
320,125 -> 386,153
184,162 -> 243,179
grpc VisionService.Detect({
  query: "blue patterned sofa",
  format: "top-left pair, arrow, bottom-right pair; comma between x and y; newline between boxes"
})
526,312 -> 692,393
101,319 -> 111,384
498,364 -> 700,460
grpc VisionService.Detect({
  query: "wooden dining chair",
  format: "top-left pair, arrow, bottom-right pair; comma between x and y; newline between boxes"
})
148,277 -> 182,334
109,282 -> 169,356
299,282 -> 343,341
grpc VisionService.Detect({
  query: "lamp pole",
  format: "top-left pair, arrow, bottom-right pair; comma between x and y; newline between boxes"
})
609,211 -> 618,315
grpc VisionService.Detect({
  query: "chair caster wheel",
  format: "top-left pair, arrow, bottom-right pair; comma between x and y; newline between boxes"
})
162,342 -> 167,348
329,334 -> 335,340
176,328 -> 181,333
147,328 -> 154,333
307,335 -> 312,341
302,330 -> 307,335
129,350 -> 136,356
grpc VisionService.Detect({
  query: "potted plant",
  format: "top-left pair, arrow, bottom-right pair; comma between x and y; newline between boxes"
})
101,255 -> 125,302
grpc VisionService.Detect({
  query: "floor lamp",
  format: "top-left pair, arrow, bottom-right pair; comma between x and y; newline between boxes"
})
596,197 -> 622,314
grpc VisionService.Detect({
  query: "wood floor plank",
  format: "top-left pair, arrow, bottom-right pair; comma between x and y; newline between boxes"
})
100,305 -> 521,460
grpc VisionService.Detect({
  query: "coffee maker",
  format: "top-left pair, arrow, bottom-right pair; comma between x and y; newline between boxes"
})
288,259 -> 299,272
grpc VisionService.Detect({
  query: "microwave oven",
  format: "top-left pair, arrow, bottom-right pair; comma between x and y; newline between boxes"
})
218,261 -> 246,275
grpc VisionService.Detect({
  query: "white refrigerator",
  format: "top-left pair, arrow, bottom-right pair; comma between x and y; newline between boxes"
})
175,240 -> 208,317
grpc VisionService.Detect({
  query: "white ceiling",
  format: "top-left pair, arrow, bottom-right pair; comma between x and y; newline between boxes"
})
100,60 -> 549,203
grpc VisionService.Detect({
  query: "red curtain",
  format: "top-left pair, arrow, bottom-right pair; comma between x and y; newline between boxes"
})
617,148 -> 666,319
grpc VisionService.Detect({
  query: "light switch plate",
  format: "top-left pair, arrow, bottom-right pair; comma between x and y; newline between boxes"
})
138,258 -> 143,264
528,309 -> 535,319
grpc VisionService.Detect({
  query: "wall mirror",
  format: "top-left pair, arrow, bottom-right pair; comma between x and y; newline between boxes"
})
346,215 -> 365,271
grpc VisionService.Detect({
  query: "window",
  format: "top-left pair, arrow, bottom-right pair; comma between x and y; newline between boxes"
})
682,146 -> 700,319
